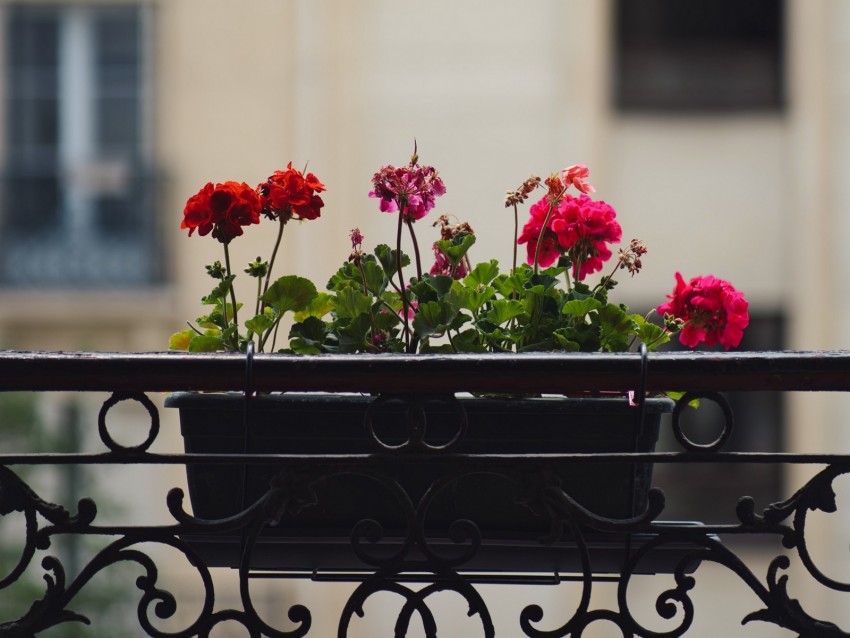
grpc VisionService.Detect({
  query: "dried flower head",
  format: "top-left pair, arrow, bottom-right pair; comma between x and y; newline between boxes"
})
505,176 -> 542,208
348,228 -> 364,263
618,239 -> 648,277
433,214 -> 475,241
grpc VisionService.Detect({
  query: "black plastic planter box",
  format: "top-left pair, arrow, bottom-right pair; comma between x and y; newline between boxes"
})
167,392 -> 674,573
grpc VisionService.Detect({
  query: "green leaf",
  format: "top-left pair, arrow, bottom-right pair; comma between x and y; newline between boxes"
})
597,303 -> 638,352
327,256 -> 387,296
331,286 -> 374,319
434,232 -> 476,267
449,328 -> 487,353
293,292 -> 334,322
188,334 -> 224,352
374,243 -> 410,279
374,306 -> 401,331
635,318 -> 671,351
552,331 -> 581,351
201,275 -> 236,305
464,260 -> 500,288
666,390 -> 700,408
412,300 -> 458,339
288,316 -> 331,354
336,313 -> 374,352
245,311 -> 275,335
169,329 -> 194,351
562,297 -> 603,318
485,299 -> 526,326
262,275 -> 318,314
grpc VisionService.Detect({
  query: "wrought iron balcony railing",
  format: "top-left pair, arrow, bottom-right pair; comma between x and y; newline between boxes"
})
0,349 -> 848,637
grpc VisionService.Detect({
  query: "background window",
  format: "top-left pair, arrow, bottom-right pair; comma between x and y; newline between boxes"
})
614,0 -> 785,112
1,4 -> 160,288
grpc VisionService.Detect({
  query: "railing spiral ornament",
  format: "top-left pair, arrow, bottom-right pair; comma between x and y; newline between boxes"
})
364,394 -> 468,453
671,391 -> 734,452
97,391 -> 160,453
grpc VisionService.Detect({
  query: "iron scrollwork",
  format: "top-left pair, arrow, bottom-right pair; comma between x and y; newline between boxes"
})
1,387 -> 850,636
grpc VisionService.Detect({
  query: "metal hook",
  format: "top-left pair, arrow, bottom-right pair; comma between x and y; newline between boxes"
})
635,343 -> 648,431
240,341 -> 256,559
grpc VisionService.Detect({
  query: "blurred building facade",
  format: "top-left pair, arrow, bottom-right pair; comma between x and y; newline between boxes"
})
1,0 -> 849,635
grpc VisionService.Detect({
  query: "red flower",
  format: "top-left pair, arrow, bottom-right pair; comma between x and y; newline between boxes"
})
181,181 -> 262,244
657,273 -> 749,350
517,193 -> 621,279
259,163 -> 326,221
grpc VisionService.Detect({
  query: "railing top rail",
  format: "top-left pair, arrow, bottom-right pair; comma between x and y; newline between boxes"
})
0,349 -> 848,393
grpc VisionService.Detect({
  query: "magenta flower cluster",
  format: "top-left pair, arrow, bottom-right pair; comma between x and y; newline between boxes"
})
369,156 -> 446,221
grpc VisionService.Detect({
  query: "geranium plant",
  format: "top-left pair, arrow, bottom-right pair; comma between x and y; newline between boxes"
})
170,149 -> 749,355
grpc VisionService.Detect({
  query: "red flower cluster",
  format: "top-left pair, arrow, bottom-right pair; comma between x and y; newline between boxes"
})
259,163 -> 326,222
657,273 -> 750,350
181,181 -> 262,244
369,159 -> 446,221
517,193 -> 622,280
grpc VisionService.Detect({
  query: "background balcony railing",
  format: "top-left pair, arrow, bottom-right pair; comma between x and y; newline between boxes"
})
0,349 -> 848,637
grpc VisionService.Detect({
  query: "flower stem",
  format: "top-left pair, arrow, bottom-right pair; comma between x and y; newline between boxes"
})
357,260 -> 380,348
396,211 -> 411,351
512,203 -> 519,276
532,187 -> 566,275
405,217 -> 423,280
222,242 -> 239,351
598,260 -> 621,293
262,216 -> 288,306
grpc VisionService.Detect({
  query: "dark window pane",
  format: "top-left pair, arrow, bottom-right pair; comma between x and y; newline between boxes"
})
94,9 -> 141,154
8,7 -> 59,68
1,172 -> 61,235
8,98 -> 59,152
98,97 -> 139,152
615,0 -> 785,112
94,8 -> 140,91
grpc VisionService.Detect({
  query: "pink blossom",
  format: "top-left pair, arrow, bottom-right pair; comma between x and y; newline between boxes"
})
657,273 -> 749,350
517,193 -> 621,279
561,164 -> 594,195
398,299 -> 419,321
516,197 -> 563,268
369,158 -> 446,221
429,243 -> 469,279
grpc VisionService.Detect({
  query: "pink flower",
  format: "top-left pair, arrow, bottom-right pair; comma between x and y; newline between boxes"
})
657,273 -> 749,350
561,164 -> 595,195
550,194 -> 621,280
398,299 -> 419,321
369,157 -> 446,221
429,243 -> 469,279
516,196 -> 563,268
517,193 -> 621,279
